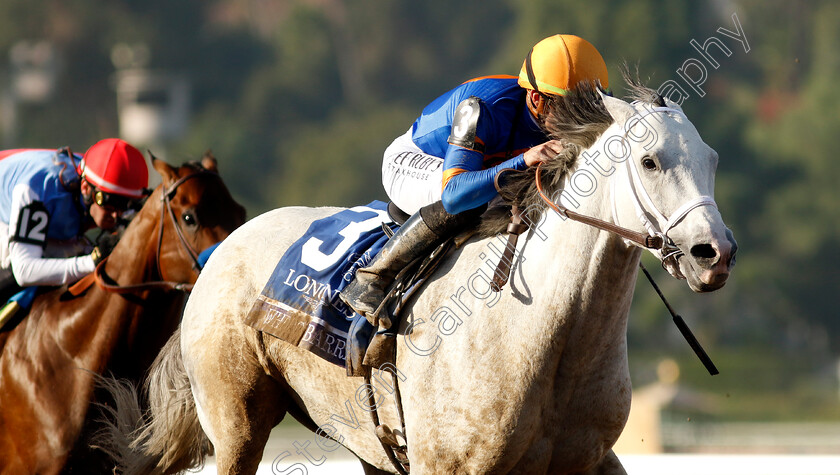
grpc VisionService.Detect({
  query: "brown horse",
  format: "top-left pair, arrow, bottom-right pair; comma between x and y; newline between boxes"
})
0,155 -> 246,474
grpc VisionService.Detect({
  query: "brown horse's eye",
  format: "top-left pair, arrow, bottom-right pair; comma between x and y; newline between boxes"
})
642,157 -> 657,170
182,212 -> 197,226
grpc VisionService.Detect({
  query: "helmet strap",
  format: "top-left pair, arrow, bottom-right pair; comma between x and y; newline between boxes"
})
525,48 -> 540,94
76,181 -> 94,227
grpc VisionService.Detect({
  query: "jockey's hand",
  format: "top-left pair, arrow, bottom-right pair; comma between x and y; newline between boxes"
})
91,232 -> 120,265
524,139 -> 565,167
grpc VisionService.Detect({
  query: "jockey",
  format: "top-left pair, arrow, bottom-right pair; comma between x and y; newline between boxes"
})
0,138 -> 149,293
341,34 -> 609,322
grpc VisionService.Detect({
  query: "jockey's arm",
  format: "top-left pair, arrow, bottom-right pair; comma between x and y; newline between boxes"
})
438,91 -> 564,215
5,183 -> 95,287
8,241 -> 95,286
440,145 -> 526,215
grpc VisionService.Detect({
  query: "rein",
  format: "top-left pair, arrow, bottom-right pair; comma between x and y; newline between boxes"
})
535,163 -> 664,249
92,258 -> 193,294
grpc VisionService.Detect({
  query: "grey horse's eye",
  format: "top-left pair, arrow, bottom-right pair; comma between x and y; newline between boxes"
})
182,212 -> 197,226
641,157 -> 657,171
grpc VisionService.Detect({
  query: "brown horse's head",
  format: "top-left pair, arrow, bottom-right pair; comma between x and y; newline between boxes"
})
108,151 -> 247,287
151,152 -> 247,284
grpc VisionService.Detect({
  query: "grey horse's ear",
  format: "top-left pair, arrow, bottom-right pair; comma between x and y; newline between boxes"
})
599,91 -> 636,126
662,96 -> 685,113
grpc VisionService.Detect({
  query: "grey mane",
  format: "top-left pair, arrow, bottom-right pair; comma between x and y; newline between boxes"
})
477,69 -> 663,237
623,65 -> 667,107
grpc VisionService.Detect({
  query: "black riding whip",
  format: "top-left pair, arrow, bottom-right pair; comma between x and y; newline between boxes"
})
639,262 -> 719,376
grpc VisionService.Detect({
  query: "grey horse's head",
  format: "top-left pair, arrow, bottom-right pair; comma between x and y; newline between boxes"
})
601,93 -> 736,292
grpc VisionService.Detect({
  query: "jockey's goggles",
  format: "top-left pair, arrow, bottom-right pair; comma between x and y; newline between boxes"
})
88,181 -> 141,213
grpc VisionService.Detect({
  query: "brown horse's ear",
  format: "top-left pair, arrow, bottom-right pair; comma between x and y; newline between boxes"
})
149,150 -> 178,187
201,150 -> 218,173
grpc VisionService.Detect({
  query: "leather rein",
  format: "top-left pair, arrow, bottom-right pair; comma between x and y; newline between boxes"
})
74,171 -> 217,296
493,106 -> 718,289
535,162 -> 665,249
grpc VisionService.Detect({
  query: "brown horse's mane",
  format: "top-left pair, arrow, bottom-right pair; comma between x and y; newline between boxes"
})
478,69 -> 662,236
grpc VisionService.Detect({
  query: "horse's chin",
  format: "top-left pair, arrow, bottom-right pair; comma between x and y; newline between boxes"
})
678,255 -> 729,293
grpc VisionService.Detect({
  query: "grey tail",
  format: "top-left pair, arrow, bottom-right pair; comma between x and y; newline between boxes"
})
94,327 -> 213,474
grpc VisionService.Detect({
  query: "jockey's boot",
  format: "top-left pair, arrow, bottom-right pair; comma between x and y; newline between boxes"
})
340,201 -> 481,326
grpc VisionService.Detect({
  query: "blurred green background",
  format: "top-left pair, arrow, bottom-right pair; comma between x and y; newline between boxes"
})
1,0 -> 837,425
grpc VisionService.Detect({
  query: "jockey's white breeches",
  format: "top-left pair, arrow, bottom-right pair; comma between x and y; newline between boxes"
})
381,129 -> 444,215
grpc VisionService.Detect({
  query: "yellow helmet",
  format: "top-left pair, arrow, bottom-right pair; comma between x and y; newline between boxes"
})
518,34 -> 609,96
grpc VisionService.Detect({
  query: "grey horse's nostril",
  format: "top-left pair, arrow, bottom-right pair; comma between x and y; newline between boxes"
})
691,244 -> 717,260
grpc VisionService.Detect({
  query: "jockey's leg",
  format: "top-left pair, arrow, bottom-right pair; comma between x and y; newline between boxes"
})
340,201 -> 481,325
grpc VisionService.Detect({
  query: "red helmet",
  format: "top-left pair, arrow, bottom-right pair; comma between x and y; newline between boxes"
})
80,138 -> 148,199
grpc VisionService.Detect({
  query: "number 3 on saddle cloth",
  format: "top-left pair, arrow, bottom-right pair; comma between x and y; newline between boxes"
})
246,201 -> 402,376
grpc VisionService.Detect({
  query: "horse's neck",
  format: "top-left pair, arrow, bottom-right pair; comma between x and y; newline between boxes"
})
504,156 -> 641,367
106,207 -> 159,284
71,207 -> 159,356
76,205 -> 168,375
538,207 -> 637,292
533,127 -> 640,311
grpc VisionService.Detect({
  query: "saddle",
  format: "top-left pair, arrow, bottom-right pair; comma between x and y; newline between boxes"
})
245,200 -> 526,474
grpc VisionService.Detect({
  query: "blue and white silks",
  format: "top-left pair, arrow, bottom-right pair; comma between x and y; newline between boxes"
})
246,201 -> 394,367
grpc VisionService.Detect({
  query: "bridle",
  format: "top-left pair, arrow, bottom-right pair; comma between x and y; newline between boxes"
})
156,171 -> 214,274
533,104 -> 722,376
86,170 -> 218,295
536,105 -> 717,276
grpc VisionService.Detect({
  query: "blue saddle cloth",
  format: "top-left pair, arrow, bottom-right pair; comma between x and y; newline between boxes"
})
245,201 -> 394,367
